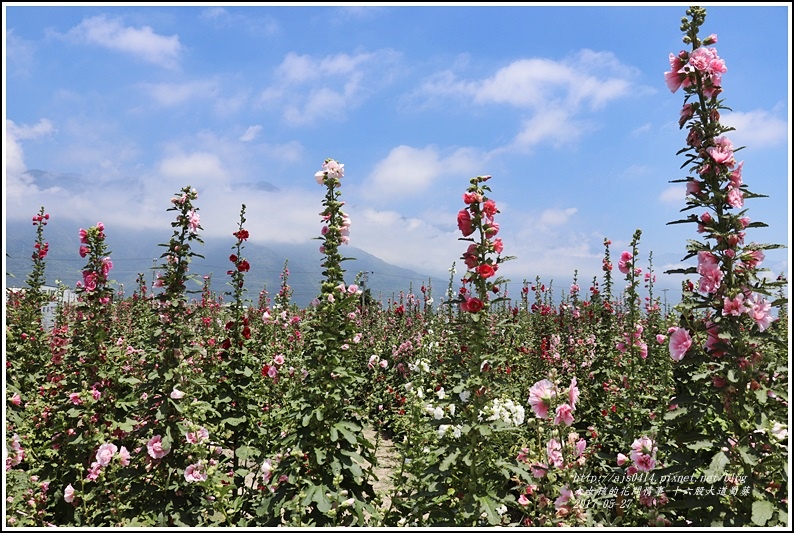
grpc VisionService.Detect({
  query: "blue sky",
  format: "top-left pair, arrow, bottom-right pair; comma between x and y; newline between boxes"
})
3,3 -> 790,304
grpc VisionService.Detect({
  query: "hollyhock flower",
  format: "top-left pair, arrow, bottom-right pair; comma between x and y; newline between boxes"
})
618,251 -> 633,274
748,295 -> 775,332
457,209 -> 474,237
664,51 -> 688,93
656,334 -> 667,344
482,199 -> 497,216
10,392 -> 21,406
64,484 -> 75,503
706,136 -> 735,165
86,461 -> 102,481
554,403 -> 574,426
530,463 -> 548,478
726,187 -> 744,209
321,159 -> 344,180
170,387 -> 185,399
96,443 -> 118,467
741,249 -> 765,269
669,327 -> 692,362
118,446 -> 131,467
617,453 -> 629,466
518,494 -> 530,506
69,392 -> 82,405
722,293 -> 746,316
698,262 -> 723,294
147,435 -> 170,459
493,238 -> 504,254
460,297 -> 484,313
484,220 -> 500,239
477,263 -> 496,278
634,453 -> 656,472
188,210 -> 201,234
528,379 -> 556,419
463,191 -> 482,204
568,377 -> 579,410
554,485 -> 573,509
546,438 -> 563,468
631,436 -> 657,460
184,462 -> 208,483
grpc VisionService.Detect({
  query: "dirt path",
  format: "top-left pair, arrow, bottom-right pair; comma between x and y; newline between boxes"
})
364,426 -> 398,509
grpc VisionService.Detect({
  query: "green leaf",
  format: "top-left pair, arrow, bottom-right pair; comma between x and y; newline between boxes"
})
440,451 -> 459,472
751,500 -> 774,526
685,440 -> 713,451
235,445 -> 255,460
225,417 -> 246,427
703,451 -> 729,480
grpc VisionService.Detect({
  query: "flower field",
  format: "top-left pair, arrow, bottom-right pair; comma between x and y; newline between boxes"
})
3,6 -> 789,528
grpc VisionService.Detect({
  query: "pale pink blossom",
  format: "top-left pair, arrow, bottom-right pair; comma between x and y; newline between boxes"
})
528,379 -> 556,419
722,293 -> 746,316
554,485 -> 574,509
617,453 -> 628,466
669,327 -> 692,362
64,484 -> 75,503
10,392 -> 21,406
726,187 -> 744,209
568,377 -> 579,410
530,463 -> 548,478
546,438 -> 563,468
184,462 -> 208,483
118,446 -> 131,467
170,387 -> 185,399
188,210 -> 201,234
748,295 -> 775,332
147,435 -> 170,459
554,403 -> 574,426
96,443 -> 118,467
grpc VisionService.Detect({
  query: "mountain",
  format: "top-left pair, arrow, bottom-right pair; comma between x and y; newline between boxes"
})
4,219 -> 448,309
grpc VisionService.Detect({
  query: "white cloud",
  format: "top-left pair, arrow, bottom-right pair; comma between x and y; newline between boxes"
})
511,109 -> 584,149
722,109 -> 788,148
539,207 -> 578,227
5,29 -> 36,77
362,145 -> 484,201
142,80 -> 219,106
158,152 -> 229,189
659,184 -> 685,205
240,125 -> 262,142
67,15 -> 182,69
260,50 -> 399,126
4,119 -> 57,196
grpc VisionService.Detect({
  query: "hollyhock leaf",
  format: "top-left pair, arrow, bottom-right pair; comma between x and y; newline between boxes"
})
751,500 -> 774,526
703,450 -> 729,480
686,440 -> 713,451
440,451 -> 460,472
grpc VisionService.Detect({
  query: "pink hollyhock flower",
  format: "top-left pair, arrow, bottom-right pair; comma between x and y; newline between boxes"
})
516,447 -> 529,463
726,187 -> 744,209
484,220 -> 499,239
457,209 -> 473,237
617,453 -> 628,466
656,334 -> 667,344
742,249 -> 765,269
188,210 -> 201,234
722,293 -> 746,317
170,387 -> 185,399
528,379 -> 556,419
617,251 -> 633,274
669,327 -> 692,362
530,463 -> 548,478
147,435 -> 170,459
574,438 -> 587,458
463,191 -> 482,204
79,245 -> 89,258
634,453 -> 656,473
64,484 -> 75,503
118,446 -> 131,467
482,199 -> 497,217
631,436 -> 657,459
729,161 -> 744,188
664,51 -> 688,93
568,377 -> 579,410
321,159 -> 344,180
554,485 -> 573,509
518,494 -> 530,506
554,403 -> 574,426
698,263 -> 723,294
706,137 -> 735,165
69,392 -> 82,405
748,295 -> 775,332
493,238 -> 504,254
96,443 -> 117,467
10,392 -> 21,406
184,462 -> 208,483
86,461 -> 102,481
546,438 -> 563,468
